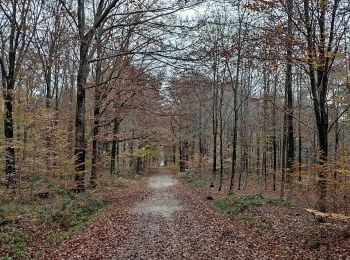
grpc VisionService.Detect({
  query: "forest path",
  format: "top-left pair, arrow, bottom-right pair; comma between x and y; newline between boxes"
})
48,168 -> 309,260
112,168 -> 248,259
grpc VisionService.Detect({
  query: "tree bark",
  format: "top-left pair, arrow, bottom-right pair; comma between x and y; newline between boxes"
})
272,72 -> 278,191
74,0 -> 121,191
285,0 -> 295,201
90,27 -> 103,188
110,119 -> 120,176
1,3 -> 22,189
218,78 -> 224,191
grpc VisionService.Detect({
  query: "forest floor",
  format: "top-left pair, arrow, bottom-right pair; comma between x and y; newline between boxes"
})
2,168 -> 349,259
44,168 -> 349,260
0,175 -> 148,259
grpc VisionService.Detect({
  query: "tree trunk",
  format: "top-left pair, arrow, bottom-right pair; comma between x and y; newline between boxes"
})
110,119 -> 120,176
90,28 -> 103,188
179,141 -> 186,172
74,0 -> 121,191
280,113 -> 287,199
285,0 -> 295,201
74,40 -> 90,192
136,143 -> 142,174
298,71 -> 302,181
172,143 -> 176,164
1,4 -> 23,189
4,80 -> 16,189
218,79 -> 224,191
303,0 -> 333,212
272,73 -> 278,191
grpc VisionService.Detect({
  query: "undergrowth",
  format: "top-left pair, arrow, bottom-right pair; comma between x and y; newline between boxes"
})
0,189 -> 106,259
211,194 -> 289,229
178,171 -> 208,189
212,197 -> 231,214
41,191 -> 105,241
212,194 -> 289,215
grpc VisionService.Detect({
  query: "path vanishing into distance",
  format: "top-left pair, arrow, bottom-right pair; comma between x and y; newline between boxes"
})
48,169 -> 335,260
113,171 -> 229,259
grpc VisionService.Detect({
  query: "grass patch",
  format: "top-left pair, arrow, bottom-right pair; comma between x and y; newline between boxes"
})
238,213 -> 251,221
0,189 -> 106,258
212,194 -> 265,215
266,197 -> 291,207
188,178 -> 207,189
212,197 -> 231,214
0,225 -> 27,258
35,191 -> 105,228
178,171 -> 191,181
211,196 -> 273,230
177,172 -> 208,189
0,202 -> 31,259
251,219 -> 272,229
45,191 -> 105,241
211,193 -> 288,229
231,194 -> 264,214
220,194 -> 289,215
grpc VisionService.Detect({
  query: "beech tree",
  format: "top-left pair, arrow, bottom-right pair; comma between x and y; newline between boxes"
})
166,0 -> 350,213
296,0 -> 350,211
0,0 -> 349,218
0,0 -> 41,188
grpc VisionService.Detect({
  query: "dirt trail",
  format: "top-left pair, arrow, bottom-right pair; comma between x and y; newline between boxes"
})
114,170 -> 218,259
112,169 -> 251,260
49,168 -> 340,260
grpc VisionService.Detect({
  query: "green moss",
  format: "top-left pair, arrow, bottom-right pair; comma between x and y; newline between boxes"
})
238,213 -> 251,221
211,194 -> 262,215
178,172 -> 208,189
54,192 -> 104,229
188,178 -> 207,189
211,192 -> 292,220
34,250 -> 44,258
48,192 -> 105,242
251,219 -> 272,229
1,190 -> 106,258
266,197 -> 290,207
36,205 -> 53,222
212,197 -> 231,214
0,225 -> 27,259
231,194 -> 264,214
178,172 -> 190,181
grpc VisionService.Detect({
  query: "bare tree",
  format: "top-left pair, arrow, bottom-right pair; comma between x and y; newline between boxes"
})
0,0 -> 41,188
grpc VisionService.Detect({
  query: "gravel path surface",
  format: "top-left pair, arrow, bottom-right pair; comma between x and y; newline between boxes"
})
48,169 -> 346,259
112,169 -> 251,260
